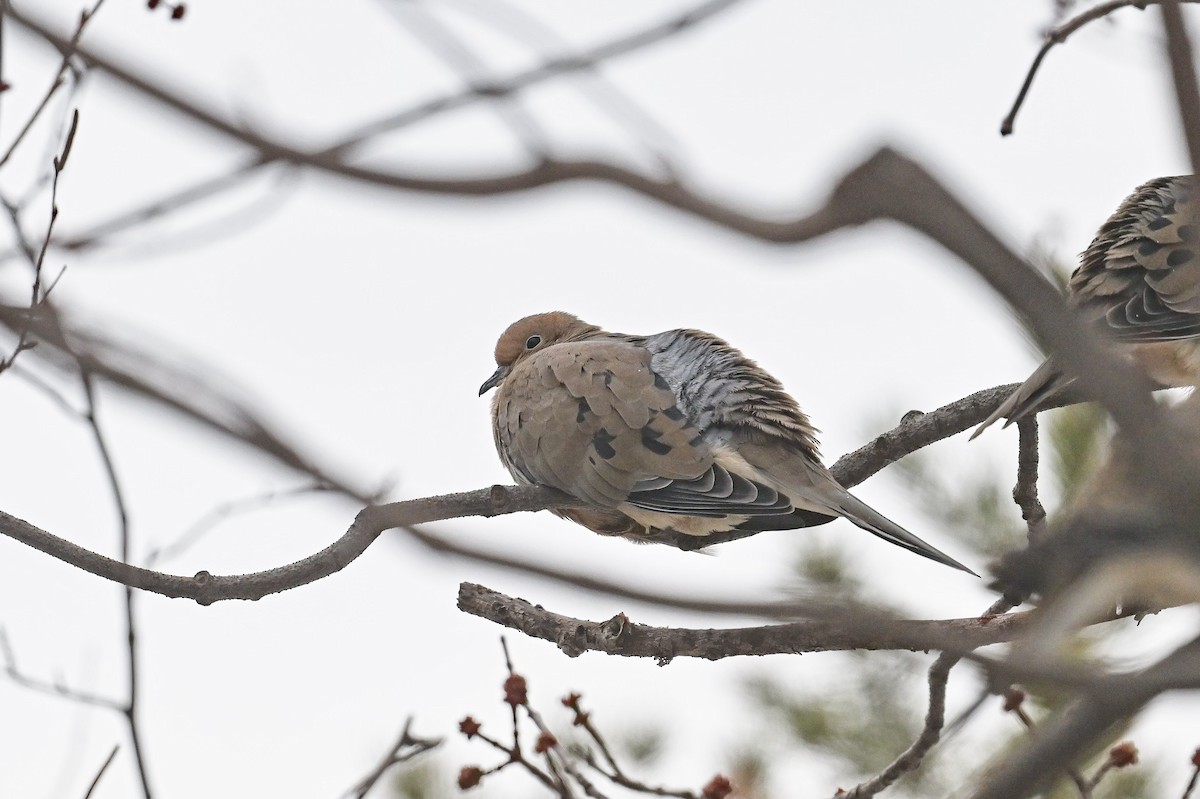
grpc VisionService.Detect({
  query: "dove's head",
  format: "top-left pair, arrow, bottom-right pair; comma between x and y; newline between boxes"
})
479,311 -> 599,395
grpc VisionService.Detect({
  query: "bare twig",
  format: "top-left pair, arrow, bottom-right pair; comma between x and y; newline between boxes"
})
0,300 -> 375,503
0,109 -> 74,375
971,634 -> 1200,799
459,641 -> 721,799
0,0 -> 104,168
1013,417 -> 1047,541
1183,748 -> 1200,798
442,0 -> 683,175
345,718 -> 442,799
34,0 -> 739,254
79,371 -> 152,799
556,693 -> 703,798
0,628 -> 124,711
1004,690 -> 1090,797
841,597 -> 1017,798
381,0 -> 552,157
1161,1 -> 1200,176
145,483 -> 335,567
81,745 -> 120,799
1000,0 -> 1200,136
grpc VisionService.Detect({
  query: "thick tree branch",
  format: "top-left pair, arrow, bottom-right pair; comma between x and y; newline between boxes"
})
456,583 -> 1032,660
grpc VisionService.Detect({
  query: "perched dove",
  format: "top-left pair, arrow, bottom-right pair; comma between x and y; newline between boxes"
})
974,175 -> 1200,437
479,311 -> 974,574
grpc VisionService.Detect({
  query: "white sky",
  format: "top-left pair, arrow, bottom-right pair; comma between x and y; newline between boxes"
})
1,1 -> 1199,797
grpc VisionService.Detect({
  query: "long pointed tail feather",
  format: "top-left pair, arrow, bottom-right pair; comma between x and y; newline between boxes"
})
834,491 -> 978,575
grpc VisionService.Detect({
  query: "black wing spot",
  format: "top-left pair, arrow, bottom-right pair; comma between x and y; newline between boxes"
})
1139,240 -> 1164,257
1178,224 -> 1198,242
1148,214 -> 1173,231
653,371 -> 671,391
640,427 -> 672,455
662,405 -> 686,421
576,397 -> 590,423
1167,248 -> 1195,267
601,369 -> 614,387
688,434 -> 704,447
593,428 -> 617,460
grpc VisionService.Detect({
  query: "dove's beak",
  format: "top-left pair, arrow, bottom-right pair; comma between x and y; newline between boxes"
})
479,365 -> 508,396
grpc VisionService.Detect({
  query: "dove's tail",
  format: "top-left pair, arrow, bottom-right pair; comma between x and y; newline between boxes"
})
971,358 -> 1071,440
832,490 -> 978,575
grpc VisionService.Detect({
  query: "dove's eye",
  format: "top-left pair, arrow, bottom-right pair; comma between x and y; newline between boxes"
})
525,335 -> 542,350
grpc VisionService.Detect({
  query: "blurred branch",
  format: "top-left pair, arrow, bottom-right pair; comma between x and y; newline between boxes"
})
31,0 -> 741,254
1162,1 -> 1200,176
971,634 -> 1200,799
0,300 -> 376,503
1002,689 -> 1089,796
381,0 -> 552,156
456,583 -> 1032,660
844,597 -> 1017,798
344,718 -> 442,799
79,369 -> 152,799
1001,0 -> 1200,136
10,9 -> 1171,455
81,745 -> 120,799
0,627 -> 124,711
0,0 -> 103,169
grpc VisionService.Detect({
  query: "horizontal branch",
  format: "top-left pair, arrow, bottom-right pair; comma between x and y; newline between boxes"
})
0,485 -> 575,604
0,381 -> 1015,607
457,582 -> 1031,660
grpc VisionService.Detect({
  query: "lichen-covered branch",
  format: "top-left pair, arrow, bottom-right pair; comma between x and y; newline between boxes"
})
456,583 -> 1031,660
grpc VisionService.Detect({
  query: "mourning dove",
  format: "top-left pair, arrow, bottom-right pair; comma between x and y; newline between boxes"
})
974,175 -> 1200,437
479,311 -> 975,574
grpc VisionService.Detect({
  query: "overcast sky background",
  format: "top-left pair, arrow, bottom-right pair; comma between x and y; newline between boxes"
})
2,1 -> 1200,797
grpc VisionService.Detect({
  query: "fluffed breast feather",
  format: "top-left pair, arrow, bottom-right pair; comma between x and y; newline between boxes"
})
494,339 -> 710,508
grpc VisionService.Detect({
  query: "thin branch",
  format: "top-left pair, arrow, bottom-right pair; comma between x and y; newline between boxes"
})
0,627 -> 124,710
844,597 -> 1017,798
0,300 -> 375,503
0,0 -> 104,168
1161,1 -> 1200,176
1013,417 -> 1047,541
1183,749 -> 1200,799
970,634 -> 1200,799
1001,1 -> 1200,136
81,745 -> 120,799
9,11 -> 1174,466
456,583 -> 1034,660
1005,692 -> 1090,797
145,483 -> 335,567
79,371 -> 152,799
37,0 -> 739,254
442,0 -> 684,175
344,718 -> 442,799
381,0 -> 551,157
